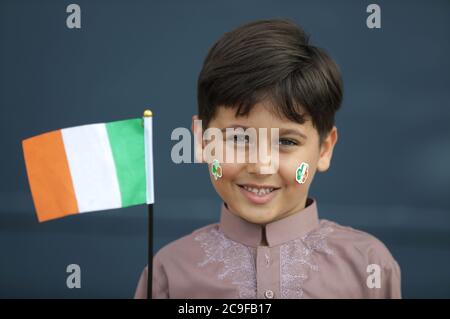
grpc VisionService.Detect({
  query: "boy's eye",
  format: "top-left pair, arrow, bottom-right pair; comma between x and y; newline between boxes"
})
226,135 -> 298,147
230,134 -> 250,145
278,138 -> 298,146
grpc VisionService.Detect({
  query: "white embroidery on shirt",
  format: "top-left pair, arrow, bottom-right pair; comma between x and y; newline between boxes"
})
280,226 -> 334,298
194,225 -> 334,299
194,228 -> 257,298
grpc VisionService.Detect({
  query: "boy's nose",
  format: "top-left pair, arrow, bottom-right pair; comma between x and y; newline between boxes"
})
246,154 -> 278,175
247,163 -> 275,175
246,133 -> 279,175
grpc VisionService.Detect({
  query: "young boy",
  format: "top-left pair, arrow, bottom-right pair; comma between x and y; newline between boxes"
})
134,19 -> 401,299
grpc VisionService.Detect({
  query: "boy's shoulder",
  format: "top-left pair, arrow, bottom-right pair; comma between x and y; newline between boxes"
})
318,219 -> 399,268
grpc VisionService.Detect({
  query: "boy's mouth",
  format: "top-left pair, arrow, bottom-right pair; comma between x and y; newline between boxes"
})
237,183 -> 280,204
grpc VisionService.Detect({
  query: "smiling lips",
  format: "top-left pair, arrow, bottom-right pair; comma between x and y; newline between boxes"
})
237,184 -> 280,204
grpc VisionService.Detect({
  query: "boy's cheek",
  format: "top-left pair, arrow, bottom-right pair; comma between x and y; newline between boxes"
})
212,162 -> 243,183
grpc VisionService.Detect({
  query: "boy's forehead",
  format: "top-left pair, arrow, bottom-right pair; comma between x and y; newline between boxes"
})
211,103 -> 312,131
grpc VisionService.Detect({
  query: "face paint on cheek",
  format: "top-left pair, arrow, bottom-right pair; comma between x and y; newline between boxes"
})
295,162 -> 309,184
211,159 -> 223,180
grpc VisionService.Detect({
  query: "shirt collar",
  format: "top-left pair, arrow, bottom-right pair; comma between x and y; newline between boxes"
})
219,198 -> 320,247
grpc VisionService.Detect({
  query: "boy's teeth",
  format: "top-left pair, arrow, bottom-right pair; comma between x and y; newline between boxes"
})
242,185 -> 274,196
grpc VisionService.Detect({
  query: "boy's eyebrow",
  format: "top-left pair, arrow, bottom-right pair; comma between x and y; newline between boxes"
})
279,128 -> 307,139
220,125 -> 307,139
220,124 -> 249,133
221,124 -> 248,130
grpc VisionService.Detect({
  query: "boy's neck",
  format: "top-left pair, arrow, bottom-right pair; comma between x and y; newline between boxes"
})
261,226 -> 269,246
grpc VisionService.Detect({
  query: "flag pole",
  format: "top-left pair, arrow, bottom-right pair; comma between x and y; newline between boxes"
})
143,109 -> 154,299
147,202 -> 153,299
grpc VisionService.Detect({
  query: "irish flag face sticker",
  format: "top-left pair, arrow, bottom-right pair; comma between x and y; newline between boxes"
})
296,162 -> 309,184
211,159 -> 222,180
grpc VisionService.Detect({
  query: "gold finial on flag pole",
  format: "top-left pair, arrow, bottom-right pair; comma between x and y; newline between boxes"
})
143,109 -> 153,117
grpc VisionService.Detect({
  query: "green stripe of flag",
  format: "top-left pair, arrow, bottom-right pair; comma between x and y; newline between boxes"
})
106,118 -> 146,207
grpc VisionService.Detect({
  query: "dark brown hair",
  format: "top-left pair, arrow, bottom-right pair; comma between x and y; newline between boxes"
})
197,19 -> 343,142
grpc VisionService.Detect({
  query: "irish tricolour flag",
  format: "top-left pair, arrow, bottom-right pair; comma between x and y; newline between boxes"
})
22,113 -> 154,222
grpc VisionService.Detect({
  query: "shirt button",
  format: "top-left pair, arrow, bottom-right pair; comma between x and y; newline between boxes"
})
264,290 -> 274,299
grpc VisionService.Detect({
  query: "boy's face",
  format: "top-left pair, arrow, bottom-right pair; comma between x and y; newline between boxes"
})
192,102 -> 337,225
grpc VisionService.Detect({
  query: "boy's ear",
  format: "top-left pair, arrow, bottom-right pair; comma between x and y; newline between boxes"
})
317,126 -> 338,172
192,115 -> 204,163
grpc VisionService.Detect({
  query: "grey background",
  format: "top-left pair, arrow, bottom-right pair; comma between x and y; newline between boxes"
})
1,0 -> 449,298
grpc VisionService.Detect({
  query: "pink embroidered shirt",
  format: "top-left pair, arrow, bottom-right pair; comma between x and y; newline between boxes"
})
134,199 -> 401,299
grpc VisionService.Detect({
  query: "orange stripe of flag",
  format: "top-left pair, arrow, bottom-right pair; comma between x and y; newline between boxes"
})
22,130 -> 79,222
